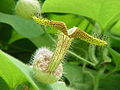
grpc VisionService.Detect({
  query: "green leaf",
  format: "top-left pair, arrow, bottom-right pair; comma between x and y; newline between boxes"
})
35,81 -> 73,90
0,12 -> 44,38
0,77 -> 9,90
51,82 -> 73,90
42,0 -> 120,28
8,30 -> 25,44
64,64 -> 93,90
0,50 -> 38,89
99,74 -> 120,90
7,38 -> 36,63
0,0 -> 15,14
77,19 -> 91,31
108,48 -> 120,71
111,20 -> 120,36
30,33 -> 55,48
48,14 -> 82,29
0,24 -> 12,42
109,34 -> 120,47
0,50 -> 72,90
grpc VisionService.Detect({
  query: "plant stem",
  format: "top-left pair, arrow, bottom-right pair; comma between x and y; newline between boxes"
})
47,33 -> 72,73
68,50 -> 95,66
88,44 -> 98,65
93,67 -> 105,90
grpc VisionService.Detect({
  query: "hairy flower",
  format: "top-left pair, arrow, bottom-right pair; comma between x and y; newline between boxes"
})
32,48 -> 63,83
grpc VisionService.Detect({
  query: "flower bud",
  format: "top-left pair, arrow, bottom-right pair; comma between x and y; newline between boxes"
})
32,48 -> 63,84
15,0 -> 41,19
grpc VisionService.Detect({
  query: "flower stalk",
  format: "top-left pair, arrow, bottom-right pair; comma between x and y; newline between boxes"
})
47,33 -> 72,73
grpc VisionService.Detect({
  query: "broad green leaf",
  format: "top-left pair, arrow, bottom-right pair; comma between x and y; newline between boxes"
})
0,24 -> 12,42
0,77 -> 9,90
30,33 -> 55,48
42,0 -> 120,28
51,82 -> 73,90
8,30 -> 25,44
108,48 -> 120,71
109,34 -> 120,47
35,81 -> 73,90
99,74 -> 120,90
77,19 -> 91,31
0,50 -> 71,90
7,38 -> 36,63
111,20 -> 120,36
64,64 -> 93,90
0,50 -> 38,89
0,0 -> 15,14
0,12 -> 44,38
48,14 -> 82,29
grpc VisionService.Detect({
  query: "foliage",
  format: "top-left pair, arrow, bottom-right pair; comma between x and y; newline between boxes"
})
0,0 -> 120,90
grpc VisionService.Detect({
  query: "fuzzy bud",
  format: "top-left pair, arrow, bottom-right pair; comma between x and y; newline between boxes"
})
15,0 -> 41,19
32,48 -> 63,84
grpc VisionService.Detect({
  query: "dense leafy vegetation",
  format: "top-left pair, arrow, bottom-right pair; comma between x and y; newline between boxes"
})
0,0 -> 120,90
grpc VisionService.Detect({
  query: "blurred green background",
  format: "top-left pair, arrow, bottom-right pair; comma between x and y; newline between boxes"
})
0,0 -> 120,90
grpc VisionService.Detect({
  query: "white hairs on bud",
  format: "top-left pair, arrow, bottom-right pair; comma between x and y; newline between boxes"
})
29,47 -> 52,64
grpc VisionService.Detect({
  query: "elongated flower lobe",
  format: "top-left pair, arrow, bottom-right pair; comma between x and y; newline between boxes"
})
68,27 -> 107,46
32,16 -> 68,35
